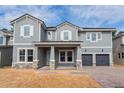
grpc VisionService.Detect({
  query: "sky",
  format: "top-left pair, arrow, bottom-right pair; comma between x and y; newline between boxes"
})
0,5 -> 124,31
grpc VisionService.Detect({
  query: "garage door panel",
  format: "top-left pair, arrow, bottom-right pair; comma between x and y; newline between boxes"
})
96,54 -> 109,66
82,54 -> 93,66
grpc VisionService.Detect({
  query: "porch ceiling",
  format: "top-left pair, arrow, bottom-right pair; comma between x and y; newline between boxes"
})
33,41 -> 82,47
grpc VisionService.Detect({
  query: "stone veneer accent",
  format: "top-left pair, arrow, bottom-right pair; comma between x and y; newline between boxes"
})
13,62 -> 38,69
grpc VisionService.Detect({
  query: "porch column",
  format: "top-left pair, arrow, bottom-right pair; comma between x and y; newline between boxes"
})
50,46 -> 55,70
33,47 -> 39,69
109,53 -> 113,66
76,46 -> 82,70
93,54 -> 96,67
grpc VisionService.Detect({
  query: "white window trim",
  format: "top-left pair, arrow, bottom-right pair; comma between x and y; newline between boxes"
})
97,32 -> 102,40
47,31 -> 52,40
86,32 -> 102,42
61,30 -> 72,41
17,48 -> 34,63
86,32 -> 91,40
59,50 -> 74,63
90,32 -> 98,42
20,25 -> 33,38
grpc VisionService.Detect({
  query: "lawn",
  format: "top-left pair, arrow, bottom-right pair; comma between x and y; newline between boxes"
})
0,67 -> 101,88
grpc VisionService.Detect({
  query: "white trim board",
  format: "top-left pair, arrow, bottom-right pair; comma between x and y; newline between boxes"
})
81,47 -> 112,48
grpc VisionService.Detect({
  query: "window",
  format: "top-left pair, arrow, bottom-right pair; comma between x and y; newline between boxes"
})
98,32 -> 102,40
122,52 -> 124,58
86,32 -> 90,40
24,26 -> 30,36
86,32 -> 102,42
0,36 -> 3,44
59,50 -> 73,63
27,49 -> 33,62
20,25 -> 33,37
47,31 -> 52,40
67,51 -> 72,62
60,51 -> 65,62
91,32 -> 97,42
61,30 -> 72,41
118,53 -> 121,59
19,49 -> 25,62
18,49 -> 34,62
64,32 -> 69,40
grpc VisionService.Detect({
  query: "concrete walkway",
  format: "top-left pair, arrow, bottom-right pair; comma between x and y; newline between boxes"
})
83,67 -> 124,88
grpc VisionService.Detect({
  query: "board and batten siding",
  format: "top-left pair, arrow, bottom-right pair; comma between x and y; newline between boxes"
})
56,24 -> 78,41
78,31 -> 112,47
14,16 -> 43,44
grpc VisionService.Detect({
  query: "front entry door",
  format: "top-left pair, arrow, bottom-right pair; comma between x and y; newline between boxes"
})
59,50 -> 73,63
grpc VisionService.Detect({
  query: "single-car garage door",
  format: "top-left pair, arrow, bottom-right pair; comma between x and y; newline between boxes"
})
82,54 -> 93,66
96,54 -> 109,66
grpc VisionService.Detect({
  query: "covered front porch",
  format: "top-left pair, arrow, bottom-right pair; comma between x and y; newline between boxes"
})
33,41 -> 82,70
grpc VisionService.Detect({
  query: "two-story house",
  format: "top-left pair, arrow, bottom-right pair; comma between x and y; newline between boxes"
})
113,32 -> 124,64
0,29 -> 13,67
10,14 -> 116,69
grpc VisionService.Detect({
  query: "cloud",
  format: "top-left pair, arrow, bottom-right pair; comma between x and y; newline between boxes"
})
68,5 -> 124,28
0,5 -> 61,29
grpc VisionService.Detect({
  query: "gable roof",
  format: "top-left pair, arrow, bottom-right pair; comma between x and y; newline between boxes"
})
56,21 -> 79,29
0,29 -> 13,36
113,31 -> 124,40
10,13 -> 44,25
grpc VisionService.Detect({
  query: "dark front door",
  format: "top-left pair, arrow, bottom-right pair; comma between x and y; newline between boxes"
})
96,54 -> 109,66
82,54 -> 93,66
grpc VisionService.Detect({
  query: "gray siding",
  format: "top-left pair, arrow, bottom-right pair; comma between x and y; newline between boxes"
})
79,31 -> 112,47
14,16 -> 42,43
81,48 -> 112,53
56,24 -> 78,41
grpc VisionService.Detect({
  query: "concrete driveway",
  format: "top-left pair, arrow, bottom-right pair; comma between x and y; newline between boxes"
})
83,66 -> 124,88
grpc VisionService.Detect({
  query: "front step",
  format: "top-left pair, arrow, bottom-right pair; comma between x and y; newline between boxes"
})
56,66 -> 76,70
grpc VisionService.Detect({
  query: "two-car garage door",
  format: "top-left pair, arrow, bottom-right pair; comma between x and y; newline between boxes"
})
82,54 -> 110,66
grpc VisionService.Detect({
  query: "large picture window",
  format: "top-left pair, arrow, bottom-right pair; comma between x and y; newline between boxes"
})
59,50 -> 73,63
18,49 -> 34,62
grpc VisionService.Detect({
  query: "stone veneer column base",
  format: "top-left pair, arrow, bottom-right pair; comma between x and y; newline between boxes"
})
12,61 -> 38,69
49,60 -> 55,70
76,60 -> 82,70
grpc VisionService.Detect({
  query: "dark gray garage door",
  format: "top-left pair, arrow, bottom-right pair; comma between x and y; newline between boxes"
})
96,54 -> 109,66
82,54 -> 93,66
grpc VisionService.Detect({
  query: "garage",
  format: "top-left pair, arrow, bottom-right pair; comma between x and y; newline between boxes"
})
82,54 -> 93,66
96,54 -> 109,66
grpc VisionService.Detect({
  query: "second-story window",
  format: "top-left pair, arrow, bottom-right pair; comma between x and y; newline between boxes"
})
47,31 -> 52,40
20,25 -> 33,37
91,32 -> 97,42
61,30 -> 72,41
24,26 -> 30,36
86,32 -> 102,42
98,32 -> 102,40
0,36 -> 3,44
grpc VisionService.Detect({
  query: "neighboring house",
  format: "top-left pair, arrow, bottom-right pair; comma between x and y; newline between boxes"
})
10,13 -> 116,69
113,32 -> 124,64
0,29 -> 13,67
